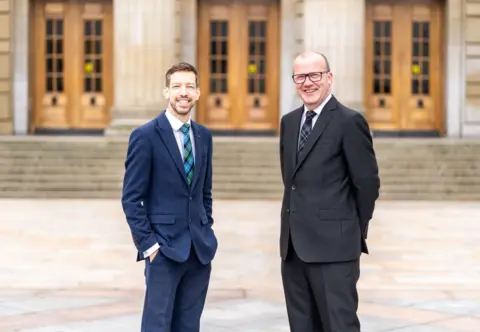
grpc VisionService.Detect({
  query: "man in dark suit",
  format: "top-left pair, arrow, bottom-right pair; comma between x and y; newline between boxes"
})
121,62 -> 217,332
279,51 -> 380,332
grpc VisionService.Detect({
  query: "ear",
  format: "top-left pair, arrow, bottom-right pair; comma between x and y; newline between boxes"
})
163,87 -> 169,99
195,87 -> 201,100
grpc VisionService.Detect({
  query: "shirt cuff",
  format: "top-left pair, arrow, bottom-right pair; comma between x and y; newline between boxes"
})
143,243 -> 160,258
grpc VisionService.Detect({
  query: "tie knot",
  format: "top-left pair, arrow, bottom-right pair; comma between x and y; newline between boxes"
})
180,123 -> 190,134
306,110 -> 316,120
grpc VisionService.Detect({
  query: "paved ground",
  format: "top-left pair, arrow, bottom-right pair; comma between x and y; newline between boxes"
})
0,199 -> 479,331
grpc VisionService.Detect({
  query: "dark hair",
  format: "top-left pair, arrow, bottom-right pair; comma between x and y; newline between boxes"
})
165,62 -> 199,87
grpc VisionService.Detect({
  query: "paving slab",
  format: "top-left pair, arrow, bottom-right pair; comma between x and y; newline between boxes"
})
0,199 -> 479,331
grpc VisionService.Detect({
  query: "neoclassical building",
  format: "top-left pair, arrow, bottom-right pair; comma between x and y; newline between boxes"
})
0,0 -> 479,137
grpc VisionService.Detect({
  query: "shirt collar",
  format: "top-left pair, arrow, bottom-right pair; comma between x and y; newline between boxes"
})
303,93 -> 333,116
165,109 -> 191,131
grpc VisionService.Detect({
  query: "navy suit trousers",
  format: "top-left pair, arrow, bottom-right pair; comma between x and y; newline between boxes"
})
141,245 -> 211,332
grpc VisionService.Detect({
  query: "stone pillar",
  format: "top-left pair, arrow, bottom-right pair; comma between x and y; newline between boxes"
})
106,0 -> 180,135
279,0 -> 304,117
445,0 -> 463,138
462,0 -> 480,137
0,0 -> 13,134
303,0 -> 365,113
178,0 -> 197,119
13,0 -> 28,135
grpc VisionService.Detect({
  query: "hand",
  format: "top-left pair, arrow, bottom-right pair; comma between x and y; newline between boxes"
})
149,249 -> 159,262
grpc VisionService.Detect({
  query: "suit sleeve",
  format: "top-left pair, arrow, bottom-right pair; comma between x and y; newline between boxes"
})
342,112 -> 380,238
203,130 -> 214,226
279,116 -> 285,186
121,128 -> 158,254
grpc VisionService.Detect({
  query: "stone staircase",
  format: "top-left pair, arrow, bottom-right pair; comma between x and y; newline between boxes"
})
0,136 -> 479,200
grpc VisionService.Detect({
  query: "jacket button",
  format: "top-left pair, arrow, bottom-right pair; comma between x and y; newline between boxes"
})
292,185 -> 296,190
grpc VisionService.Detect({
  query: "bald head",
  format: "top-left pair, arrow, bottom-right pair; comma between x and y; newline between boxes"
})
294,51 -> 331,72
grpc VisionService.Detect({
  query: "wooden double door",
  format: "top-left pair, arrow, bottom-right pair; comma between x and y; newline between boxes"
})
197,0 -> 280,133
31,0 -> 113,132
365,0 -> 444,135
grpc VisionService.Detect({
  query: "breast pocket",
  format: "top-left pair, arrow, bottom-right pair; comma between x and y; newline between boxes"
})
313,140 -> 338,157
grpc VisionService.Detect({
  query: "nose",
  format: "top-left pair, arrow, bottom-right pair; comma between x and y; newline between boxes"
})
303,77 -> 314,86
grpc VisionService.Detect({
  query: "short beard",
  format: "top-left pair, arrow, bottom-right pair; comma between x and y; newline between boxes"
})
169,100 -> 193,116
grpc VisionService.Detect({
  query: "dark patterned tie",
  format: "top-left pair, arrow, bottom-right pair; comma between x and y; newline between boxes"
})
180,123 -> 194,186
298,110 -> 316,153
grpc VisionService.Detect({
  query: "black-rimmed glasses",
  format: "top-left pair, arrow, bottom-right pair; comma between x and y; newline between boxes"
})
292,71 -> 328,84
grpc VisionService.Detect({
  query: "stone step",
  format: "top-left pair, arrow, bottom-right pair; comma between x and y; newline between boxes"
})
2,167 -> 480,177
0,140 -> 479,149
0,189 -> 478,201
0,156 -> 476,163
0,159 -> 479,169
0,182 -> 477,194
0,171 -> 480,186
0,163 -> 477,173
0,137 -> 479,201
1,145 -> 479,154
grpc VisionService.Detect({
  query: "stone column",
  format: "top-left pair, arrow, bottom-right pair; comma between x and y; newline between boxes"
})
279,0 -> 304,117
0,0 -> 13,134
106,0 -> 180,135
462,0 -> 480,137
13,0 -> 29,135
445,0 -> 463,137
178,0 -> 197,119
303,0 -> 365,113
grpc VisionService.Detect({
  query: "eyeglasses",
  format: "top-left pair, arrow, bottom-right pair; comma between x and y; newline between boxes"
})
292,71 -> 328,84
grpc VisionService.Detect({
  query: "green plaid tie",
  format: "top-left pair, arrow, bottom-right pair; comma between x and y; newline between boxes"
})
180,123 -> 194,186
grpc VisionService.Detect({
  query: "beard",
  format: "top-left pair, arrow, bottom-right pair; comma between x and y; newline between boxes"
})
169,98 -> 193,116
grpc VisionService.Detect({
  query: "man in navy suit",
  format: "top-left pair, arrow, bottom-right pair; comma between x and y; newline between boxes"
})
121,62 -> 218,332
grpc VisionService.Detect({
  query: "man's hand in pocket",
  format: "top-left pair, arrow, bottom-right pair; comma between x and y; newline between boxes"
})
149,249 -> 159,262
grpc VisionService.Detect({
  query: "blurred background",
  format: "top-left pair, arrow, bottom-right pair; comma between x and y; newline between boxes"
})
0,0 -> 479,331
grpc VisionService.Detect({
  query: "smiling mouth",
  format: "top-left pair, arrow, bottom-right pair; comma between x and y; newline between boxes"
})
177,100 -> 190,106
303,89 -> 317,93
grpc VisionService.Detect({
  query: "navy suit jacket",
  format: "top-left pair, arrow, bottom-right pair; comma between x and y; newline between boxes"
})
121,110 -> 218,265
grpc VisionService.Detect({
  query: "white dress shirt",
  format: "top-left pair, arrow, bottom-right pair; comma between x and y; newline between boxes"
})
299,93 -> 333,132
165,109 -> 196,161
143,110 -> 196,258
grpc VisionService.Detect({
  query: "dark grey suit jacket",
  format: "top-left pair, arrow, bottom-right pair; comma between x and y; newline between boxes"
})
279,96 -> 380,263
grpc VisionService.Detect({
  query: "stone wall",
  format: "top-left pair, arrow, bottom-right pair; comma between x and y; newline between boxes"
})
0,0 -> 12,134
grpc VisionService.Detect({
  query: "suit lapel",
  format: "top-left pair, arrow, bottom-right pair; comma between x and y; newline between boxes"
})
290,107 -> 304,172
190,121 -> 204,190
293,97 -> 337,176
155,112 -> 188,186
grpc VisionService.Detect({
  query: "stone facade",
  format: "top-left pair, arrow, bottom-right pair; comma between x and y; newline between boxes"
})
2,0 -> 480,137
